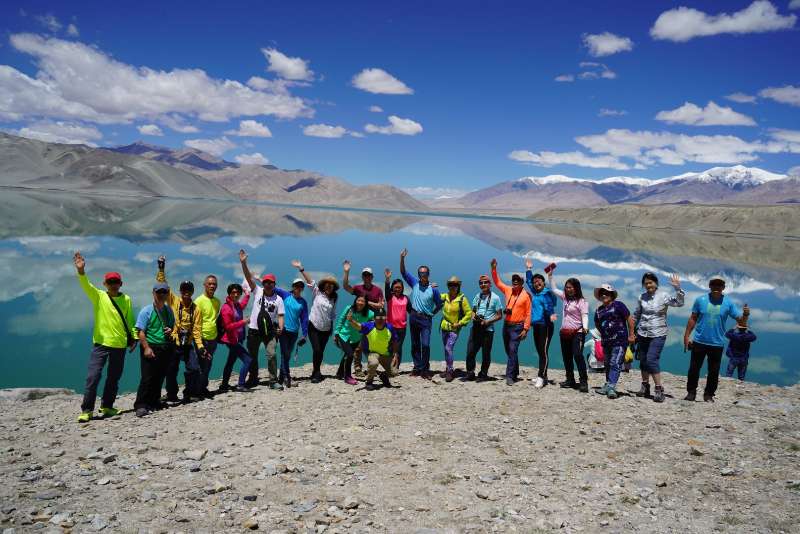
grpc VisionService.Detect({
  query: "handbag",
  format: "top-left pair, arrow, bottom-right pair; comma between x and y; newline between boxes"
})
107,292 -> 135,347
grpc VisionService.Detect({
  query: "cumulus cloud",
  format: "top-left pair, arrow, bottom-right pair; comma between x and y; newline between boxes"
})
35,14 -> 62,32
725,92 -> 757,104
262,48 -> 314,81
792,0 -> 800,9
160,115 -> 200,133
0,33 -> 311,125
184,136 -> 236,157
788,165 -> 800,177
759,85 -> 800,106
598,108 -> 627,117
582,32 -> 634,57
137,124 -> 164,136
352,68 -> 413,95
655,101 -> 757,126
234,152 -> 270,165
180,240 -> 231,259
554,74 -> 575,82
66,23 -> 79,37
401,186 -> 472,200
578,62 -> 616,80
14,120 -> 102,145
224,119 -> 273,137
369,105 -> 384,113
303,124 -> 349,138
508,150 -> 630,170
650,1 -> 796,42
364,115 -> 423,136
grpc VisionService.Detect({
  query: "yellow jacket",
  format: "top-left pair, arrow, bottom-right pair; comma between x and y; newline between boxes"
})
440,292 -> 472,331
156,269 -> 204,349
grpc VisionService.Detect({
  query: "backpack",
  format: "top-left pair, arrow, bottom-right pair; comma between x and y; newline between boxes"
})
256,294 -> 276,338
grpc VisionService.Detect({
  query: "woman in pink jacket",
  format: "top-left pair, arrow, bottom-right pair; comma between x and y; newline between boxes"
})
219,283 -> 253,392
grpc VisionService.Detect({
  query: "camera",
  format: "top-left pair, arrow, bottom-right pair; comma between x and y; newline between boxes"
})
474,314 -> 485,322
178,328 -> 189,347
503,309 -> 512,317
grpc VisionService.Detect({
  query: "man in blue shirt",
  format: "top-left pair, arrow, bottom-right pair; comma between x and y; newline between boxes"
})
683,277 -> 749,402
462,275 -> 503,382
400,248 -> 442,379
133,282 -> 176,417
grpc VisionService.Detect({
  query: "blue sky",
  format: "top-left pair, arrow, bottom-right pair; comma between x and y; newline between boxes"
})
1,0 -> 799,193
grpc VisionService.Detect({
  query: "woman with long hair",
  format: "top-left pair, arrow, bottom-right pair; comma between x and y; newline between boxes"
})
334,295 -> 374,385
548,267 -> 589,392
384,269 -> 409,375
292,259 -> 338,383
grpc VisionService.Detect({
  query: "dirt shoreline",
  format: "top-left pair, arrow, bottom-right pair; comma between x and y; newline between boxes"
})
1,362 -> 799,533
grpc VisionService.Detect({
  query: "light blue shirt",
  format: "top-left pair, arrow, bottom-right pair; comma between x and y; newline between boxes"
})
277,289 -> 308,337
471,291 -> 503,332
401,269 -> 442,317
691,294 -> 742,347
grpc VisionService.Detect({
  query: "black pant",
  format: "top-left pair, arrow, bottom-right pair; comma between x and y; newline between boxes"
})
465,323 -> 494,376
81,344 -> 126,412
686,342 -> 724,396
134,344 -> 173,410
246,328 -> 277,383
533,322 -> 554,379
560,331 -> 587,383
336,335 -> 359,378
308,323 -> 332,376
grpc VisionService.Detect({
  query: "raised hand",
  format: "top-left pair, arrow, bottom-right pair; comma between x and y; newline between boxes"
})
73,251 -> 86,273
525,257 -> 533,270
343,260 -> 351,273
400,248 -> 408,258
384,268 -> 392,280
490,258 -> 497,270
291,259 -> 303,270
669,273 -> 681,289
239,249 -> 248,263
742,303 -> 750,317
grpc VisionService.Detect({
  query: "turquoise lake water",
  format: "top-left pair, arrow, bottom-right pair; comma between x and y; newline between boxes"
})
1,190 -> 798,392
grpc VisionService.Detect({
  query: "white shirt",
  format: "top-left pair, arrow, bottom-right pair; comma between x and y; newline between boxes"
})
308,282 -> 337,332
247,284 -> 285,330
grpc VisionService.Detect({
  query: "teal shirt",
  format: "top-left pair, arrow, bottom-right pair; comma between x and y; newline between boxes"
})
136,303 -> 175,346
334,305 -> 374,343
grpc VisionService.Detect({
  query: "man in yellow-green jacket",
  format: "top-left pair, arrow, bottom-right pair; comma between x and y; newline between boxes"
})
439,276 -> 473,382
74,252 -> 137,423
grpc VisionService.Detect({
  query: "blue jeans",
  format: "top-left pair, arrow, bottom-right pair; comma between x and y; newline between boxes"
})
636,335 -> 666,374
441,330 -> 459,371
200,339 -> 217,391
394,326 -> 407,365
409,313 -> 432,372
726,358 -> 748,381
502,323 -> 524,380
222,342 -> 252,387
603,344 -> 626,386
278,330 -> 299,381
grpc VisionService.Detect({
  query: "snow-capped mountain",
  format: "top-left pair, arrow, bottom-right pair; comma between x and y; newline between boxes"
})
519,175 -> 654,187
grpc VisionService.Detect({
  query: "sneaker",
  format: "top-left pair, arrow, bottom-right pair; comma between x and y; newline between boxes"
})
703,394 -> 714,403
460,372 -> 476,382
380,373 -> 391,388
77,411 -> 92,423
683,391 -> 696,402
162,395 -> 180,403
270,382 -> 284,391
310,373 -> 323,384
635,382 -> 651,398
445,370 -> 454,383
284,377 -> 292,389
344,376 -> 358,386
506,377 -> 514,386
365,382 -> 378,391
354,367 -> 365,377
578,381 -> 589,393
389,367 -> 399,377
475,374 -> 489,383
135,407 -> 148,418
99,407 -> 120,418
606,385 -> 618,399
235,385 -> 249,392
596,383 -> 609,395
534,377 -> 545,389
217,384 -> 231,393
559,379 -> 578,389
653,386 -> 665,403
409,370 -> 421,378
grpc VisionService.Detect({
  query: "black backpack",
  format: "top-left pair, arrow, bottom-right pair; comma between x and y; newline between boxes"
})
257,294 -> 276,338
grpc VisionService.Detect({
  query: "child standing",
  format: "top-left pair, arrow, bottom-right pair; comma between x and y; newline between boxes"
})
725,319 -> 757,381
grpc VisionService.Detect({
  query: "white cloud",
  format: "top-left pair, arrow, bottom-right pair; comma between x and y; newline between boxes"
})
224,119 -> 273,137
369,105 -> 383,113
15,120 -> 102,145
402,186 -> 473,200
180,240 -> 231,259
234,152 -> 270,165
160,115 -> 200,133
17,236 -> 100,256
508,150 -> 630,170
66,23 -> 79,37
554,74 -> 575,83
364,115 -> 423,136
650,1 -> 797,42
35,14 -> 62,32
261,48 -> 314,81
231,236 -> 267,248
725,92 -> 757,104
759,85 -> 800,107
138,124 -> 164,136
582,32 -> 634,57
598,108 -> 627,117
655,101 -> 757,126
791,0 -> 800,10
184,136 -> 236,157
303,124 -> 348,138
352,68 -> 413,95
789,165 -> 800,177
746,355 -> 786,374
0,33 -> 311,125
578,62 -> 616,80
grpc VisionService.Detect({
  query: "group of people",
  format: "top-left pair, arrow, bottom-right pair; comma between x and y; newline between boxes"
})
73,248 -> 756,422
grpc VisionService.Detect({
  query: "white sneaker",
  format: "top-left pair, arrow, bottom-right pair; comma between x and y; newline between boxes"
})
534,377 -> 545,389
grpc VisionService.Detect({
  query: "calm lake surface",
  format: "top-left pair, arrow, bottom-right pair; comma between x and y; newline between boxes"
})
1,189 -> 798,391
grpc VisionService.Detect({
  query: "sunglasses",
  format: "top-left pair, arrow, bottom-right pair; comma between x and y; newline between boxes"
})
418,271 -> 429,276
479,281 -> 490,285
263,281 -> 275,285
447,283 -> 459,288
106,279 -> 121,285
155,289 -> 169,295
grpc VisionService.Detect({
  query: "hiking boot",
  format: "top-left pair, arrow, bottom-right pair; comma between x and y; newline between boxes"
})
635,382 -> 651,398
284,377 -> 292,389
77,411 -> 92,423
310,374 -> 323,384
389,366 -> 399,377
235,385 -> 249,392
653,386 -> 665,403
365,382 -> 378,391
578,381 -> 589,393
703,394 -> 714,403
161,394 -> 180,403
475,374 -> 489,383
559,379 -> 578,389
460,372 -> 476,382
683,391 -> 696,402
506,377 -> 514,386
596,383 -> 609,396
354,365 -> 365,377
270,382 -> 284,391
217,383 -> 231,393
445,370 -> 454,383
380,373 -> 391,388
606,385 -> 619,399
534,377 -> 545,389
99,407 -> 120,418
344,376 -> 358,386
135,407 -> 148,418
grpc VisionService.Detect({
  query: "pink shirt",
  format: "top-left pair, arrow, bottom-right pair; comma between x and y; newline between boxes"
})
387,295 -> 408,329
550,278 -> 589,332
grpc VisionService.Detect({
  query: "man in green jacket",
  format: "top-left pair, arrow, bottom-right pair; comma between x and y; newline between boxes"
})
74,252 -> 137,423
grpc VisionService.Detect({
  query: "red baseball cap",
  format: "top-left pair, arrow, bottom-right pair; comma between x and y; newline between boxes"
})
104,272 -> 122,282
261,273 -> 276,283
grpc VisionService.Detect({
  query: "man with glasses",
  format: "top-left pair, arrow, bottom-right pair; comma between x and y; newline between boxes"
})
462,275 -> 503,382
73,252 -> 137,423
399,248 -> 442,378
343,260 -> 385,376
133,282 -> 176,417
491,259 -> 532,386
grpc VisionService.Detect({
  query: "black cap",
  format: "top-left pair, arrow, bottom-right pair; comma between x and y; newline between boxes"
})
179,280 -> 194,292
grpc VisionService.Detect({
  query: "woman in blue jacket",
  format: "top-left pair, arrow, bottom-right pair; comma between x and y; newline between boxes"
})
525,258 -> 557,389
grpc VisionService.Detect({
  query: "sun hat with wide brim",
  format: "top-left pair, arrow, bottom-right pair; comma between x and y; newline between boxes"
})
318,275 -> 340,291
447,276 -> 462,285
593,284 -> 618,301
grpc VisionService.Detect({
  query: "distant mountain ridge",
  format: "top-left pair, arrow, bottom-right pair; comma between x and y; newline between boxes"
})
439,165 -> 798,212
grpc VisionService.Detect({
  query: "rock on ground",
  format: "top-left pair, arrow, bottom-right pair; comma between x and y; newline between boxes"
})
1,363 -> 799,533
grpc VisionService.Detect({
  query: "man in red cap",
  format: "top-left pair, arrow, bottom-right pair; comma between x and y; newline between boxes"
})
73,251 -> 136,423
